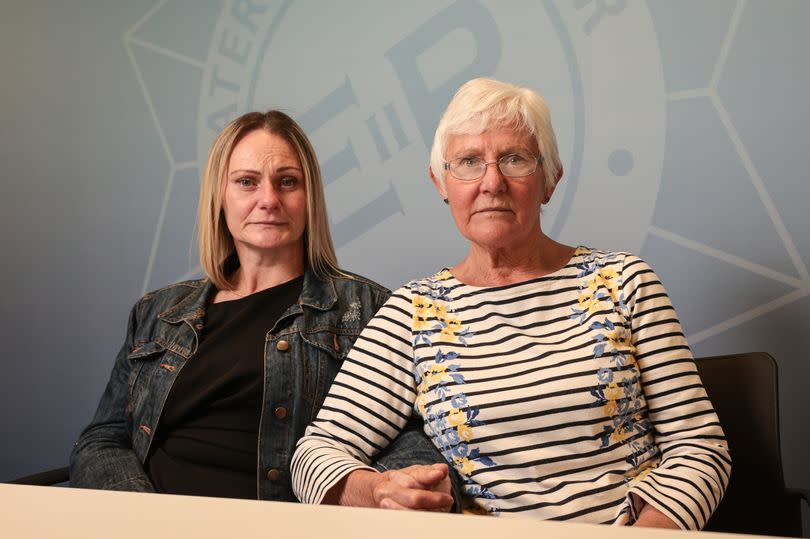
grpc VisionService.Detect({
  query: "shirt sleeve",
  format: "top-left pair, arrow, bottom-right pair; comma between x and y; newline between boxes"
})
69,299 -> 156,492
622,255 -> 732,530
291,286 -> 418,504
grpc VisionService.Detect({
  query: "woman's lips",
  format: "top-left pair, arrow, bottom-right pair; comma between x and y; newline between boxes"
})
473,207 -> 511,214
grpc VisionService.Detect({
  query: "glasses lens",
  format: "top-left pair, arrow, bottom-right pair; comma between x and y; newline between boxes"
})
447,154 -> 540,180
499,154 -> 537,177
450,157 -> 485,180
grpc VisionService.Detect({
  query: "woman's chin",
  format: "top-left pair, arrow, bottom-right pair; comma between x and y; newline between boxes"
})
235,236 -> 304,256
465,228 -> 528,250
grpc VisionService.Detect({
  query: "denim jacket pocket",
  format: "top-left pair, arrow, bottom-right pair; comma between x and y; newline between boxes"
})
127,340 -> 166,360
299,329 -> 362,418
126,341 -> 169,417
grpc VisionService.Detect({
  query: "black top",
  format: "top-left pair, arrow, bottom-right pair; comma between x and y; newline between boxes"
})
147,276 -> 303,498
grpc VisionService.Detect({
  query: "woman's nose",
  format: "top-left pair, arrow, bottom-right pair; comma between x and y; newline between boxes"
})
479,162 -> 507,194
259,183 -> 280,208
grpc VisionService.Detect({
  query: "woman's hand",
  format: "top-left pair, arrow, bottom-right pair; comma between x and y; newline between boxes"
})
374,463 -> 453,511
324,463 -> 454,511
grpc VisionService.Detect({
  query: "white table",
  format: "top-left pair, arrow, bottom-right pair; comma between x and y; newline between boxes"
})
0,483 -> 766,539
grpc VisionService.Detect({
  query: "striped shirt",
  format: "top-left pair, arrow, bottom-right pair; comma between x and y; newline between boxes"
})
291,249 -> 730,528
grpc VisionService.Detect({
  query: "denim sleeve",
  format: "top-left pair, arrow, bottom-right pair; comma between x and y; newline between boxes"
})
373,285 -> 393,313
372,416 -> 464,513
69,301 -> 155,492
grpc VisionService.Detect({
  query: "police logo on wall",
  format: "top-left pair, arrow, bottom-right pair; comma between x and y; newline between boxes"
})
128,0 -> 664,290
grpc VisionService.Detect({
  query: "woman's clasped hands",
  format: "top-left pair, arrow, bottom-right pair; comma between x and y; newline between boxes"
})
325,463 -> 454,512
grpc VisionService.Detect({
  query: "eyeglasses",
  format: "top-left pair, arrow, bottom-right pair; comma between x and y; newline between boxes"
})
443,153 -> 543,181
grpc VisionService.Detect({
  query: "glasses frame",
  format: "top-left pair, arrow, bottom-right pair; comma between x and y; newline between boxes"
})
443,154 -> 544,181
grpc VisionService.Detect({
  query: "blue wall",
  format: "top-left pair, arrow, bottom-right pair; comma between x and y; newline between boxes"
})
2,0 -> 808,510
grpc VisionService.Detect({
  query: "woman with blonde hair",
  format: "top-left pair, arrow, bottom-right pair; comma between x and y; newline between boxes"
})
71,110 -> 454,505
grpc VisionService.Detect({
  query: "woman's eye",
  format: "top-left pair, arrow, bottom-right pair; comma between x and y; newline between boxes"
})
279,176 -> 299,188
505,154 -> 528,165
238,178 -> 255,187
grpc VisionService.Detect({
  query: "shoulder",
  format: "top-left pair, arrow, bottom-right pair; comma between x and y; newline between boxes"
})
406,268 -> 454,293
140,278 -> 207,302
133,278 -> 208,316
327,270 -> 391,315
574,246 -> 627,265
384,269 -> 456,306
579,249 -> 670,305
573,247 -> 651,275
330,270 -> 390,296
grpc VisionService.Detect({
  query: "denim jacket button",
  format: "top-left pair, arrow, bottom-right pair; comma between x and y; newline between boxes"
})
266,468 -> 280,481
274,406 -> 288,420
276,340 -> 290,351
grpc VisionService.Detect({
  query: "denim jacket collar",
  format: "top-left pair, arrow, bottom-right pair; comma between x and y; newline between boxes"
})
298,267 -> 337,311
156,267 -> 336,325
158,280 -> 211,325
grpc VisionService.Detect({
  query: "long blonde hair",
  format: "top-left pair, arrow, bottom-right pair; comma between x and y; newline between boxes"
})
197,110 -> 339,289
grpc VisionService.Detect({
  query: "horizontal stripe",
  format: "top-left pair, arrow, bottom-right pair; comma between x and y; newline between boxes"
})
292,250 -> 729,528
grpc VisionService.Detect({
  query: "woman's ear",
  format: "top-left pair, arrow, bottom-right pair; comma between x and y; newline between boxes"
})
544,165 -> 564,203
429,165 -> 448,201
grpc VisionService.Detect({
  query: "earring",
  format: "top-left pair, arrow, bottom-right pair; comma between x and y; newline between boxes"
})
443,198 -> 449,205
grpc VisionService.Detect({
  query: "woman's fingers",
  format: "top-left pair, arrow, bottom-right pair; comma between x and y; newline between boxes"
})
373,469 -> 454,511
399,463 -> 449,488
379,498 -> 409,510
378,487 -> 453,511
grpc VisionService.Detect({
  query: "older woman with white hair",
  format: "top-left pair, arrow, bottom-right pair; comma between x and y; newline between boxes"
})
291,78 -> 730,528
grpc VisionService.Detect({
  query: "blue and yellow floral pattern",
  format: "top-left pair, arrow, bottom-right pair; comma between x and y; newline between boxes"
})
571,248 -> 657,474
409,272 -> 497,509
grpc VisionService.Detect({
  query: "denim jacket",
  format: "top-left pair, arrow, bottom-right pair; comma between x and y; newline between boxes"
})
70,267 -> 449,501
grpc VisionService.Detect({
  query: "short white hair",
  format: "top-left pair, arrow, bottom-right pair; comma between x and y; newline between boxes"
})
429,78 -> 562,191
